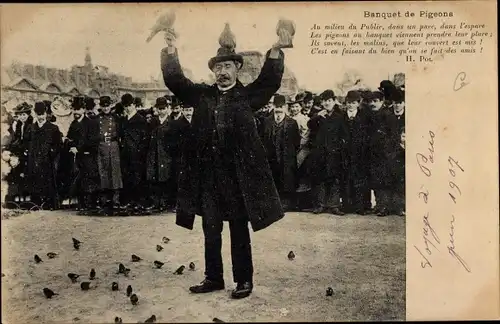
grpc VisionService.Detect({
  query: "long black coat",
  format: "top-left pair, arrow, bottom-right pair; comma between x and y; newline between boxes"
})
340,109 -> 371,189
6,120 -> 32,195
367,107 -> 392,188
261,115 -> 300,193
121,113 -> 149,187
161,47 -> 285,232
146,116 -> 176,183
307,111 -> 345,185
385,109 -> 405,147
26,122 -> 62,199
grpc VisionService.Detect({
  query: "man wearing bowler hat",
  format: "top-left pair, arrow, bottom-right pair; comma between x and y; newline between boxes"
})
161,23 -> 288,299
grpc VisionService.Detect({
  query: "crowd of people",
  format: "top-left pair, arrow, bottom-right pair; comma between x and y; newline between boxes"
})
1,79 -> 405,217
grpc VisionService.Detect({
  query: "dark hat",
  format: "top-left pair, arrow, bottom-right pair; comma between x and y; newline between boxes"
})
134,97 -> 143,108
171,96 -> 182,108
71,96 -> 85,110
319,90 -> 336,101
121,93 -> 134,107
371,91 -> 384,101
289,93 -> 305,105
303,91 -> 314,102
182,103 -> 193,109
13,102 -> 31,114
313,95 -> 322,107
34,102 -> 47,115
42,100 -> 52,109
155,97 -> 169,108
208,23 -> 244,71
85,97 -> 96,111
99,96 -> 112,107
360,90 -> 373,101
112,102 -> 124,115
391,89 -> 405,103
378,80 -> 397,99
345,90 -> 362,102
273,94 -> 287,107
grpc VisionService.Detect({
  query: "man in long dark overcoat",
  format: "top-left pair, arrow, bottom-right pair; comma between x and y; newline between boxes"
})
146,97 -> 176,212
161,24 -> 286,299
120,93 -> 149,213
261,94 -> 300,210
26,102 -> 62,209
96,96 -> 123,211
340,90 -> 372,215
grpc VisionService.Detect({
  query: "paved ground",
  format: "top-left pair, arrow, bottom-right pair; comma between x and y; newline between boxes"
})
1,210 -> 405,323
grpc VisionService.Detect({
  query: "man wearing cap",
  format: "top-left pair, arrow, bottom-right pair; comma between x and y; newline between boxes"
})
262,94 -> 300,211
340,90 -> 372,215
146,97 -> 175,212
161,24 -> 287,298
26,102 -> 62,209
96,95 -> 123,212
307,90 -> 345,215
120,93 -> 149,213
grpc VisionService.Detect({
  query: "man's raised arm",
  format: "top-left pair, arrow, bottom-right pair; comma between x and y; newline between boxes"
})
160,33 -> 205,107
246,47 -> 285,112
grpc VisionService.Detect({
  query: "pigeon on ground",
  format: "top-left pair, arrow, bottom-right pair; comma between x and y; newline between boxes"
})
126,285 -> 133,297
123,268 -> 131,277
43,288 -> 58,298
189,262 -> 195,271
130,293 -> 139,305
46,252 -> 58,259
34,255 -> 43,263
72,238 -> 82,245
131,254 -> 142,262
156,245 -> 163,252
67,273 -> 80,283
162,237 -> 170,244
144,315 -> 156,323
81,282 -> 91,290
112,282 -> 119,291
154,261 -> 164,269
287,251 -> 295,260
118,263 -> 126,274
326,287 -> 333,296
89,268 -> 96,280
114,317 -> 123,324
174,265 -> 185,275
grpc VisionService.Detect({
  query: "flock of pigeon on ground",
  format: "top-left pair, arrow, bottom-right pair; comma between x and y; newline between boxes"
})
36,236 -> 196,323
32,239 -> 334,323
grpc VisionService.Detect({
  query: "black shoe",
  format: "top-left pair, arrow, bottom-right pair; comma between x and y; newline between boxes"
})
189,279 -> 225,294
312,207 -> 324,214
330,207 -> 345,216
231,282 -> 253,299
377,209 -> 389,217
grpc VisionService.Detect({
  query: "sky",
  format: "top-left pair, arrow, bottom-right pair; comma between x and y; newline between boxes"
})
1,3 -> 403,93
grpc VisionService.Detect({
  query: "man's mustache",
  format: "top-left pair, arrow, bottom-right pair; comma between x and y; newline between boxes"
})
217,75 -> 230,81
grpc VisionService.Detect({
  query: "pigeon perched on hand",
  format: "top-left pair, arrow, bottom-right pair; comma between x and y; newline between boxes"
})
34,254 -> 43,263
174,265 -> 185,275
287,251 -> 295,260
123,268 -> 131,277
145,10 -> 176,43
43,288 -> 58,298
154,261 -> 164,269
67,273 -> 80,283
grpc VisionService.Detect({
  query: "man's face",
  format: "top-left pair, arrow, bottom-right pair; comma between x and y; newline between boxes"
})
125,104 -> 136,114
274,105 -> 286,121
289,103 -> 302,116
265,102 -> 275,112
73,109 -> 84,120
18,113 -> 28,123
304,100 -> 314,109
213,60 -> 239,88
102,105 -> 112,114
394,101 -> 405,113
346,100 -> 360,112
322,98 -> 335,112
157,106 -> 170,118
172,105 -> 181,116
368,99 -> 383,111
153,107 -> 159,116
36,113 -> 47,123
400,131 -> 406,145
182,107 -> 194,122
